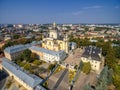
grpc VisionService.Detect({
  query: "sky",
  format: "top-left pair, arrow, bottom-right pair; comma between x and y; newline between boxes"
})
0,0 -> 120,24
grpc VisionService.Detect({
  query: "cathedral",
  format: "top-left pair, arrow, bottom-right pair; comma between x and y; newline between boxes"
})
42,22 -> 69,53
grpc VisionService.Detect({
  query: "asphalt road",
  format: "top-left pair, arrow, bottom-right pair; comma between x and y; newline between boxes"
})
0,70 -> 8,90
52,69 -> 68,90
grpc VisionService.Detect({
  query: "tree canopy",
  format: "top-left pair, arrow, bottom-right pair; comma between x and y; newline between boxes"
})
82,62 -> 91,74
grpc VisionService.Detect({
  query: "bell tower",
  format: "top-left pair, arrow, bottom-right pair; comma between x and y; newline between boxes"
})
64,34 -> 69,53
53,21 -> 56,29
49,22 -> 58,39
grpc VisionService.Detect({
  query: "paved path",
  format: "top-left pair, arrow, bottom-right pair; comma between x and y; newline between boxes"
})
64,48 -> 83,66
41,64 -> 59,85
52,69 -> 68,90
73,72 -> 97,90
57,70 -> 69,90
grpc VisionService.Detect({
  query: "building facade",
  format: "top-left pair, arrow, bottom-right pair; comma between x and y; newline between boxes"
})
81,46 -> 102,72
42,22 -> 69,53
29,46 -> 66,63
4,41 -> 41,61
4,45 -> 27,60
0,57 -> 46,90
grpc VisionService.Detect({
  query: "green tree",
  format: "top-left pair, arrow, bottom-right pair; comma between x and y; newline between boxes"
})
96,82 -> 107,90
105,48 -> 116,68
82,62 -> 91,74
114,46 -> 120,59
83,83 -> 91,90
2,41 -> 13,49
23,63 -> 31,70
43,81 -> 48,88
30,53 -> 37,60
22,49 -> 32,62
113,74 -> 120,90
74,65 -> 78,70
32,60 -> 42,65
48,64 -> 55,72
102,42 -> 111,56
96,66 -> 114,90
13,34 -> 20,39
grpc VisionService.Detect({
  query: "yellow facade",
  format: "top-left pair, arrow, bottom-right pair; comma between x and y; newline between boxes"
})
42,22 -> 69,53
42,38 -> 68,53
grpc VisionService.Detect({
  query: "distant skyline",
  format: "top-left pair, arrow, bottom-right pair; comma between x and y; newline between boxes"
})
0,0 -> 120,24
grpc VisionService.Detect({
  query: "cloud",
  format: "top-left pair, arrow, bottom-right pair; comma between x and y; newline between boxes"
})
115,6 -> 119,9
72,11 -> 83,15
82,5 -> 103,9
72,5 -> 103,16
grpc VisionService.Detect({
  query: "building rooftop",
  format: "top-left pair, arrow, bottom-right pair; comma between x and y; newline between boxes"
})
4,44 -> 27,54
81,46 -> 101,61
0,57 -> 43,88
69,42 -> 77,46
29,46 -> 65,57
4,41 -> 42,54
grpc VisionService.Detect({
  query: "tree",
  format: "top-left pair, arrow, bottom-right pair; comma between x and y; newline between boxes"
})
22,49 -> 32,62
30,53 -> 37,60
74,65 -> 78,70
35,36 -> 42,41
43,81 -> 48,88
98,66 -> 109,83
83,83 -> 91,90
102,42 -> 111,56
82,62 -> 91,74
23,63 -> 31,70
114,46 -> 120,59
32,60 -> 42,65
48,64 -> 55,72
105,48 -> 116,68
113,64 -> 120,90
96,66 -> 114,90
113,74 -> 120,90
2,41 -> 13,49
13,34 -> 20,39
96,82 -> 107,90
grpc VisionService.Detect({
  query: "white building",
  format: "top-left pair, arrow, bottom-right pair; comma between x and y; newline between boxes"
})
81,46 -> 102,72
69,42 -> 77,50
29,46 -> 66,63
4,41 -> 41,60
4,45 -> 28,60
0,57 -> 46,90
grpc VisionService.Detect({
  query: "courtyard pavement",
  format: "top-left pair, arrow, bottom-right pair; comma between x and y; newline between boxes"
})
64,48 -> 84,66
73,72 -> 97,90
